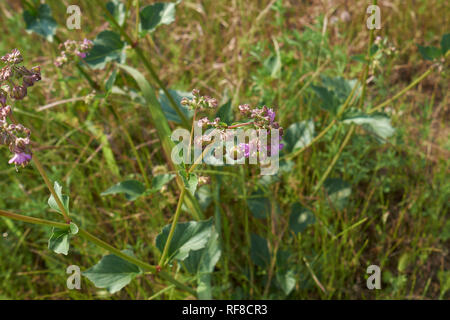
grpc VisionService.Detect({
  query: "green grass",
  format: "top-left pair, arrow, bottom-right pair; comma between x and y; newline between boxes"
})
0,0 -> 448,299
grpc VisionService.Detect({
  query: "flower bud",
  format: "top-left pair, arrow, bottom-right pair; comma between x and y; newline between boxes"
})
0,90 -> 7,107
12,85 -> 27,100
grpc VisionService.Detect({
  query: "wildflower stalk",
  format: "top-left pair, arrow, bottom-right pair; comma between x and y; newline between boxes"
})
8,114 -> 71,224
0,209 -> 196,296
369,66 -> 434,113
313,124 -> 356,194
158,113 -> 206,267
32,154 -> 71,223
158,188 -> 186,267
94,0 -> 190,128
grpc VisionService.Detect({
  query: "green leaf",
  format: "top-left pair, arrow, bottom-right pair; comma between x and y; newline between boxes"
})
105,69 -> 118,92
320,75 -> 359,102
417,45 -> 442,61
441,33 -> 450,55
183,228 -> 221,300
106,0 -> 126,27
23,4 -> 57,42
264,54 -> 281,79
183,229 -> 221,274
85,31 -> 126,70
83,249 -> 142,294
289,203 -> 315,234
101,180 -> 146,201
282,120 -> 315,153
151,173 -> 175,191
342,110 -> 395,141
370,44 -> 379,55
48,181 -> 69,214
351,54 -> 367,63
312,76 -> 359,114
158,89 -> 194,124
48,222 -> 78,255
179,169 -> 198,195
156,218 -> 213,263
215,100 -> 233,125
323,178 -> 352,210
196,185 -> 213,211
312,85 -> 339,114
139,2 -> 176,36
247,190 -> 271,219
276,269 -> 296,296
250,233 -> 270,268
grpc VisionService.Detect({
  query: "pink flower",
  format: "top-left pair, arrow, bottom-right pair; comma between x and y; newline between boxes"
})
76,52 -> 87,59
239,143 -> 250,158
267,109 -> 276,124
8,152 -> 32,166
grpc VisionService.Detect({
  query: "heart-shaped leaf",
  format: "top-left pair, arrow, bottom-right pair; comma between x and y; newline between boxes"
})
83,249 -> 142,294
101,180 -> 146,201
417,45 -> 442,61
282,120 -> 315,153
342,110 -> 394,141
84,31 -> 126,70
156,218 -> 213,263
106,0 -> 126,27
48,222 -> 78,255
151,173 -> 176,192
23,4 -> 57,42
139,2 -> 176,36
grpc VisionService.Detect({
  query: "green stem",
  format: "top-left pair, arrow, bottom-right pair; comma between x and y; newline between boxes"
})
158,188 -> 186,266
368,67 -> 434,113
0,209 -> 196,296
313,124 -> 355,195
0,209 -> 68,229
32,154 -> 71,223
95,0 -> 190,128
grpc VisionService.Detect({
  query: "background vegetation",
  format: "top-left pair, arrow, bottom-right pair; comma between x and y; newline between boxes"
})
0,0 -> 448,299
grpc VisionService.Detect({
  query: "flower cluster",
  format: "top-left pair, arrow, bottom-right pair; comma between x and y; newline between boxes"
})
54,39 -> 93,68
236,104 -> 284,159
186,89 -> 284,163
0,49 -> 39,168
0,105 -> 32,168
181,89 -> 218,110
0,49 -> 41,101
